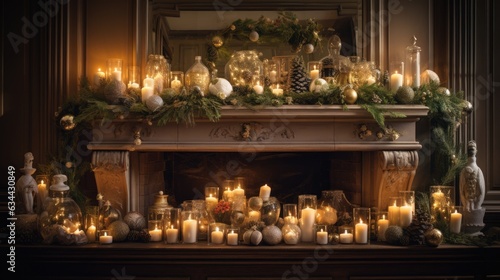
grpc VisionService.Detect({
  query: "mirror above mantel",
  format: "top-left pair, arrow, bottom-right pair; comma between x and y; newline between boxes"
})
150,0 -> 362,73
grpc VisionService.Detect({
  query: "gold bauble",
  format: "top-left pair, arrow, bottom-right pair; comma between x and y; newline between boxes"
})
329,233 -> 340,244
304,43 -> 315,54
60,114 -> 76,131
424,228 -> 443,247
249,31 -> 259,42
230,24 -> 236,31
462,100 -> 473,114
343,88 -> 358,104
212,36 -> 224,48
437,87 -> 451,96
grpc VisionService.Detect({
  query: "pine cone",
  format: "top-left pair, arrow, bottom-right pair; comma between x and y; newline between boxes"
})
127,230 -> 141,242
403,208 -> 433,245
290,56 -> 311,93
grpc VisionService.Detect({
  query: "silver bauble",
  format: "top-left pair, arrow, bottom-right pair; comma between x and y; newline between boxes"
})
146,95 -> 164,112
249,31 -> 259,42
304,43 -> 315,54
462,100 -> 473,114
123,211 -> 147,230
437,87 -> 451,96
424,228 -> 443,247
60,114 -> 76,131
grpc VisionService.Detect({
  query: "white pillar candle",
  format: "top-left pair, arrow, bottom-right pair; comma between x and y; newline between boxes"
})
143,76 -> 155,88
211,227 -> 224,244
310,65 -> 319,80
248,210 -> 261,221
38,180 -> 48,207
171,76 -> 182,92
182,218 -> 198,243
259,184 -> 271,201
272,84 -> 283,95
233,185 -> 245,197
450,210 -> 462,234
399,204 -> 413,228
355,219 -> 368,244
390,71 -> 403,92
377,215 -> 389,241
227,230 -> 238,245
166,226 -> 179,243
339,229 -> 353,244
128,82 -> 140,89
269,70 -> 277,83
94,68 -> 105,86
141,86 -> 154,104
149,227 -> 163,242
388,202 -> 400,226
316,229 -> 328,245
111,68 -> 122,82
300,207 -> 316,242
205,194 -> 218,212
253,82 -> 264,94
223,189 -> 234,201
99,232 -> 113,244
86,225 -> 96,243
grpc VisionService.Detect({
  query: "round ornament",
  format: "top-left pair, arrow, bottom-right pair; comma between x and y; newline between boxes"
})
395,86 -> 415,104
248,196 -> 263,211
437,87 -> 451,96
123,211 -> 147,231
249,31 -> 259,42
343,87 -> 358,104
424,228 -> 443,247
462,100 -> 473,114
212,36 -> 224,48
60,114 -> 76,131
304,43 -> 315,54
243,227 -> 262,245
262,225 -> 283,245
104,80 -> 127,104
385,225 -> 404,245
146,95 -> 164,111
309,78 -> 329,93
209,78 -> 233,98
420,69 -> 440,85
107,220 -> 130,242
329,233 -> 340,244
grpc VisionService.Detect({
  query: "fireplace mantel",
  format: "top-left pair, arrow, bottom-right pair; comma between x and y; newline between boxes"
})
88,105 -> 429,152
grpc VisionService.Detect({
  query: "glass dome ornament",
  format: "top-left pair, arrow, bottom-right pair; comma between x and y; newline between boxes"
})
39,174 -> 87,245
185,55 -> 210,94
146,54 -> 170,94
319,34 -> 351,85
225,50 -> 263,87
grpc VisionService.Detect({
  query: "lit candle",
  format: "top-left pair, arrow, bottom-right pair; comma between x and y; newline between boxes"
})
227,230 -> 238,245
141,86 -> 154,104
143,76 -> 155,88
182,216 -> 198,243
390,71 -> 403,92
284,215 -> 297,225
399,204 -> 413,228
128,81 -> 140,89
38,179 -> 48,206
166,225 -> 179,243
205,194 -> 218,212
300,207 -> 316,242
259,184 -> 271,201
248,210 -> 261,221
111,67 -> 122,82
233,185 -> 245,197
388,201 -> 400,226
253,81 -> 264,94
450,209 -> 462,234
211,227 -> 224,244
377,215 -> 389,241
272,84 -> 283,95
355,218 -> 368,244
99,231 -> 113,244
86,225 -> 96,243
149,226 -> 163,242
154,73 -> 164,94
284,231 -> 299,245
432,189 -> 445,206
171,76 -> 182,92
310,65 -> 319,80
269,70 -> 277,83
339,229 -> 353,244
316,228 -> 328,245
94,68 -> 105,86
223,188 -> 234,201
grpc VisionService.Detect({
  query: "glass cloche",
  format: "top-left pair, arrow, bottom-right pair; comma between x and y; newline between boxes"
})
319,35 -> 351,85
39,174 -> 86,245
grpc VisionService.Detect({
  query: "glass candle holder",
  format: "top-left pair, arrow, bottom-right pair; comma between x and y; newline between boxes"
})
308,61 -> 320,80
106,58 -> 123,82
209,223 -> 226,245
148,220 -> 163,242
205,186 -> 219,212
226,227 -> 239,246
430,185 -> 455,225
234,177 -> 246,190
449,206 -> 463,234
84,206 -> 99,243
399,191 -> 415,228
387,196 -> 402,226
389,61 -> 404,92
376,211 -> 389,241
181,210 -> 199,244
170,71 -> 184,93
405,36 -> 421,87
99,230 -> 113,244
247,197 -> 262,222
127,66 -> 141,89
222,179 -> 235,201
315,224 -> 329,245
163,208 -> 181,244
298,194 -> 317,242
339,226 -> 353,244
283,204 -> 298,225
35,175 -> 49,211
353,207 -> 370,244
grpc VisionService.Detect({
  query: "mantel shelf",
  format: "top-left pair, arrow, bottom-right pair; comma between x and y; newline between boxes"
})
88,105 -> 429,152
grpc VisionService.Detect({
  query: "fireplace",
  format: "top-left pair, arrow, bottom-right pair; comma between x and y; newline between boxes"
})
89,105 -> 427,216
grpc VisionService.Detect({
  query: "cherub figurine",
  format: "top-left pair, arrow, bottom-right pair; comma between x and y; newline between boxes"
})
460,140 -> 485,212
15,152 -> 38,214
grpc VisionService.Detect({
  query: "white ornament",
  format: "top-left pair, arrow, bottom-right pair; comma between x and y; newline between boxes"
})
249,31 -> 259,42
209,78 -> 233,98
421,69 -> 440,85
309,78 -> 329,93
146,95 -> 164,111
304,43 -> 315,54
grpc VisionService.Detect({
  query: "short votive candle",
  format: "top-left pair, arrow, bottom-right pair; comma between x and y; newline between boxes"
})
226,227 -> 239,246
339,226 -> 353,244
315,224 -> 329,245
148,220 -> 163,242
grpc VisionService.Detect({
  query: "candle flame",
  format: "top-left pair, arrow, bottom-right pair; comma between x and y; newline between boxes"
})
41,180 -> 44,184
393,201 -> 397,207
104,232 -> 108,236
215,227 -> 220,231
231,230 -> 234,234
344,229 -> 348,234
382,214 -> 386,220
359,218 -> 364,224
